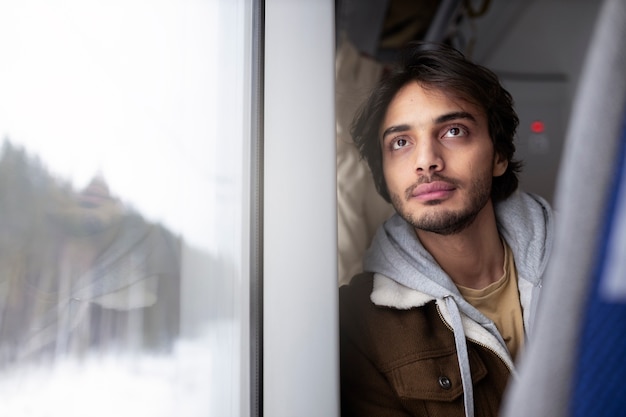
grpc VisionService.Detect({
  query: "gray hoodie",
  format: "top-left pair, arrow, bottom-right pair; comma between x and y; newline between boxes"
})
362,191 -> 554,417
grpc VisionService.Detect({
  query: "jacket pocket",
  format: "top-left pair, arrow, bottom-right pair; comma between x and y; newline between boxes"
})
386,348 -> 487,402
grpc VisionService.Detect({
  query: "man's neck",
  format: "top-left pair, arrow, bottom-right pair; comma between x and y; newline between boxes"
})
416,202 -> 504,290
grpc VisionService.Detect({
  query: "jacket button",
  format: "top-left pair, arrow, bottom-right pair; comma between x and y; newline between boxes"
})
438,376 -> 452,390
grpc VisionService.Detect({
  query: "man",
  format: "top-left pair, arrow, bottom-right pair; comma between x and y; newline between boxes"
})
339,43 -> 554,417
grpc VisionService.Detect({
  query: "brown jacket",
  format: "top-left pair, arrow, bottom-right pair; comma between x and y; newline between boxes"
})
340,273 -> 514,417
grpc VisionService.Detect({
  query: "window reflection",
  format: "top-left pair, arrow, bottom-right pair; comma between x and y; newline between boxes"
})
0,1 -> 252,415
0,141 -> 181,365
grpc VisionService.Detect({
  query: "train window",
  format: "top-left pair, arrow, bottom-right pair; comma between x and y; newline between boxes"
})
0,1 -> 257,415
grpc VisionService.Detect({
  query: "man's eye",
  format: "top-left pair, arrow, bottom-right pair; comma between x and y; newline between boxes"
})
392,138 -> 408,150
443,126 -> 466,138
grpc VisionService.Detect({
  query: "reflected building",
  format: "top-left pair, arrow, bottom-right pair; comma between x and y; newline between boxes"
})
0,141 -> 181,368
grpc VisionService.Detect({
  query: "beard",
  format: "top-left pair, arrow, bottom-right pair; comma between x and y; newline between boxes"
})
390,173 -> 492,236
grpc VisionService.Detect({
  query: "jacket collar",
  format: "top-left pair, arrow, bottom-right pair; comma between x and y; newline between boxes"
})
371,273 -> 434,308
371,272 -> 517,372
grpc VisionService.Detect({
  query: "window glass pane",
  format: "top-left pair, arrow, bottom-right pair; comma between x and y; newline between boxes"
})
0,1 -> 252,416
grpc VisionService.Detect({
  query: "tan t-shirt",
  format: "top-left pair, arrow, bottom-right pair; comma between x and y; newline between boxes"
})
457,240 -> 524,360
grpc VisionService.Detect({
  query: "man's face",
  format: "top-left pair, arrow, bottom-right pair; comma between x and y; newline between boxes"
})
380,81 -> 507,235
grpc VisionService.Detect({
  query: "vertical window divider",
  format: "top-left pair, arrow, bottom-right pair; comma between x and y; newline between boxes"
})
249,1 -> 264,417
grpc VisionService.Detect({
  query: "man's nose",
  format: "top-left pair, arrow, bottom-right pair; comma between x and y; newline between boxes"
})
413,140 -> 444,173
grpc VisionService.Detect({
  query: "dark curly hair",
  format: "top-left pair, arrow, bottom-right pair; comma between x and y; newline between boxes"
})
351,42 -> 522,203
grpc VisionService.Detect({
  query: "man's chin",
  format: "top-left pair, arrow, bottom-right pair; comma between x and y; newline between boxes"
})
398,206 -> 478,236
416,217 -> 476,236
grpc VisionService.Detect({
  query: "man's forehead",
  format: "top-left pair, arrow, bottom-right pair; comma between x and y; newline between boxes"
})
383,83 -> 485,124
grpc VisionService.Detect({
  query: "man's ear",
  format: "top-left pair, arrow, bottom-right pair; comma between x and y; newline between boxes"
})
493,153 -> 508,177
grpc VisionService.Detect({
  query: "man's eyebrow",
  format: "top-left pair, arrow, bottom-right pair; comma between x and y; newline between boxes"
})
381,124 -> 411,141
381,112 -> 477,141
435,111 -> 477,124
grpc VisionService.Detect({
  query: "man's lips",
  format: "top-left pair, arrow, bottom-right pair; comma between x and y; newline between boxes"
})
410,181 -> 456,201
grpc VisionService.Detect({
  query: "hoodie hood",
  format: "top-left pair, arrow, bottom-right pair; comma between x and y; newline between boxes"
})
363,191 -> 553,305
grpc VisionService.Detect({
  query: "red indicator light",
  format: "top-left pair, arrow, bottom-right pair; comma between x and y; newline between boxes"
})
531,120 -> 545,134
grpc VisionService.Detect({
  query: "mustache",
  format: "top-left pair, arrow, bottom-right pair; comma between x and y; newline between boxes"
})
404,173 -> 460,200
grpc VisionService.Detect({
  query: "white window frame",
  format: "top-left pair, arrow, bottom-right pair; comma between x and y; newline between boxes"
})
262,1 -> 339,416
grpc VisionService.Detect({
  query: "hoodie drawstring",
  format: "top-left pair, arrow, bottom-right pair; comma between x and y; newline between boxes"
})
445,296 -> 474,417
